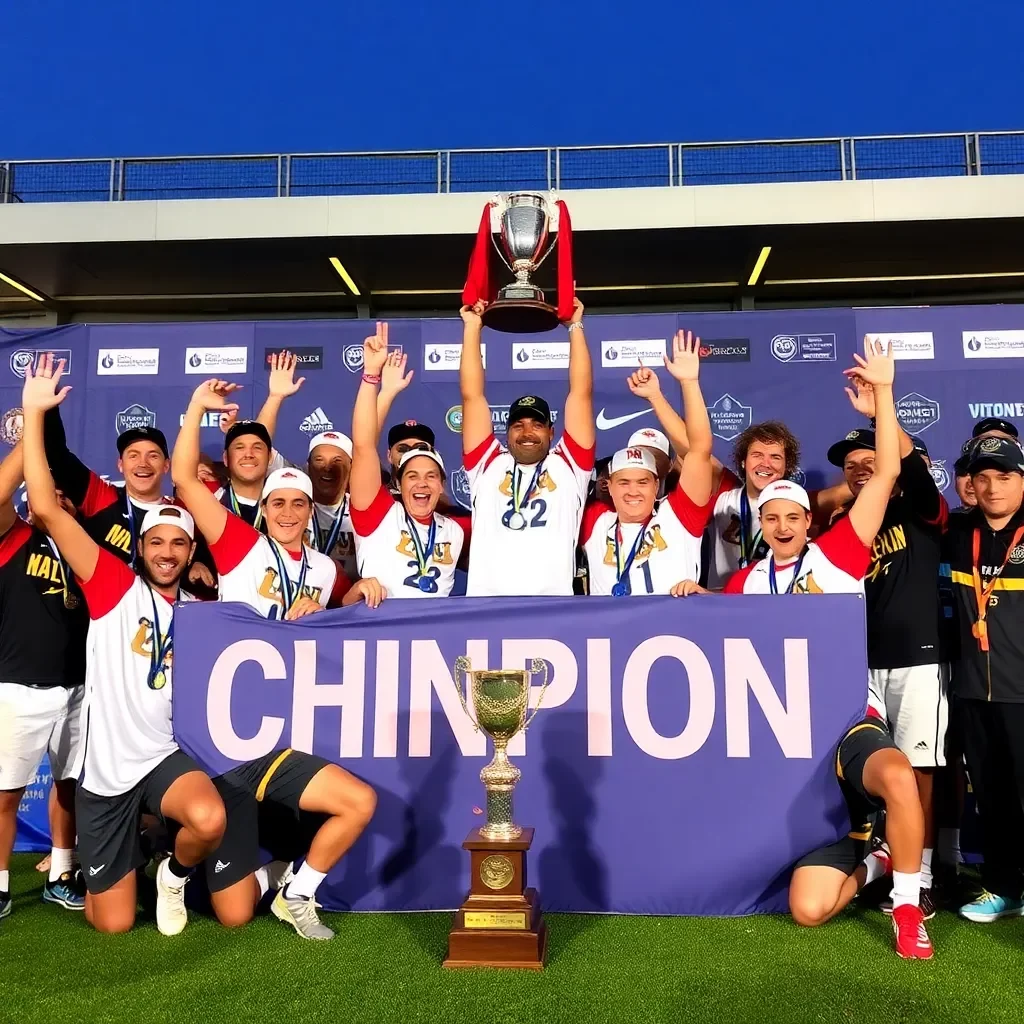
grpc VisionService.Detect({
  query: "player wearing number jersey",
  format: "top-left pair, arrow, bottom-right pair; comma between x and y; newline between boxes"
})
458,298 -> 595,597
21,354 -> 226,937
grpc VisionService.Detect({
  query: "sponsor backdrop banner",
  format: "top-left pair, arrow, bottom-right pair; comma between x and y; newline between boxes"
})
172,595 -> 867,915
5,303 -> 1021,851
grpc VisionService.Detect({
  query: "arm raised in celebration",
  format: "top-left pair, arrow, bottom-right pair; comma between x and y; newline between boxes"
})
563,298 -> 595,450
459,301 -> 492,454
350,323 -> 392,513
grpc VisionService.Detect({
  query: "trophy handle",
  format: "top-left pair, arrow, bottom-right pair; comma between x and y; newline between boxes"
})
489,225 -> 516,276
521,657 -> 550,732
453,655 -> 481,732
530,234 -> 559,273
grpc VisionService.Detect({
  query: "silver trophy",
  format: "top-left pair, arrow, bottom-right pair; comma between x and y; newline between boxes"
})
482,192 -> 561,334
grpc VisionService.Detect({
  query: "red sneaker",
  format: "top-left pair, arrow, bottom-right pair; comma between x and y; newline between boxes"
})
892,903 -> 934,960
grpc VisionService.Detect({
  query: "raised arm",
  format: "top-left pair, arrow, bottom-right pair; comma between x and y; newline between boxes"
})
663,331 -> 714,506
843,377 -> 915,459
350,324 -> 391,512
21,356 -> 99,583
256,351 -> 306,438
844,339 -> 899,546
377,348 -> 414,434
459,301 -> 492,454
0,442 -> 24,536
563,299 -> 595,450
172,379 -> 241,546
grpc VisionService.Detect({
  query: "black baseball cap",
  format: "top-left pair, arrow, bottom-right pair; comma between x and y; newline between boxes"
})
387,421 -> 435,449
117,426 -> 168,459
973,417 -> 1019,439
508,395 -> 552,428
967,436 -> 1024,476
911,437 -> 929,458
224,420 -> 272,451
827,428 -> 875,467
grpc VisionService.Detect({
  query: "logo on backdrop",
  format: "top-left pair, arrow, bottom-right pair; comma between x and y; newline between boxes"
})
895,393 -> 940,435
179,412 -> 227,429
698,339 -> 751,363
424,343 -> 486,370
512,342 -> 569,369
9,348 -> 73,379
449,468 -> 471,508
928,460 -> 951,493
707,394 -> 752,442
872,333 -> 935,360
963,331 -> 1024,359
770,334 -> 837,363
115,404 -> 157,435
445,406 -> 463,432
300,408 -> 334,434
184,347 -> 248,374
96,348 -> 160,376
596,408 -> 654,431
446,404 -> 557,434
600,340 -> 666,368
264,347 -> 323,371
0,408 -> 23,446
968,401 -> 1024,419
343,345 -> 364,373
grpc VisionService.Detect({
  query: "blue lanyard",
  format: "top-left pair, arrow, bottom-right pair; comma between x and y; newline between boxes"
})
768,547 -> 808,595
315,497 -> 347,554
228,486 -> 263,532
269,539 -> 309,616
145,583 -> 174,690
125,497 -> 138,569
512,461 -> 544,516
738,489 -> 763,567
404,511 -> 438,577
612,517 -> 652,594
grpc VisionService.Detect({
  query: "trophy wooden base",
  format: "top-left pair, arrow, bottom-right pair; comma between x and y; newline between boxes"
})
443,827 -> 547,970
482,297 -> 560,334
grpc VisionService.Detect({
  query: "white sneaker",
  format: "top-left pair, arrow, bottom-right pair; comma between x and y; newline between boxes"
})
155,859 -> 189,936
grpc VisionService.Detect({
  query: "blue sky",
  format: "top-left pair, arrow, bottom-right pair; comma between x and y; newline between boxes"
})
3,0 -> 1020,159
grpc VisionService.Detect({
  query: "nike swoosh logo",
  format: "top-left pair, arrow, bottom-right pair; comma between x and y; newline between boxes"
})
42,587 -> 63,595
595,408 -> 654,430
88,864 -> 105,876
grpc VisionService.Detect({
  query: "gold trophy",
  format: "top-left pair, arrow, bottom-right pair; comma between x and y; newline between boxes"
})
443,656 -> 550,969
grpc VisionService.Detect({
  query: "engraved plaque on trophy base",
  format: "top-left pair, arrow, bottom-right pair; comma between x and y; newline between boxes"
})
443,827 -> 547,970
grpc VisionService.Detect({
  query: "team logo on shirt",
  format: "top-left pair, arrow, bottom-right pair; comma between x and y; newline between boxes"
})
395,532 -> 455,565
498,470 -> 556,498
791,572 -> 824,595
865,524 -> 908,582
1009,544 -> 1024,566
257,568 -> 324,608
105,523 -> 135,557
601,525 -> 668,566
130,618 -> 173,688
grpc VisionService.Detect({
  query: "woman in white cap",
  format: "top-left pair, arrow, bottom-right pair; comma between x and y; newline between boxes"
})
172,379 -> 384,615
348,325 -> 465,598
581,332 -> 713,596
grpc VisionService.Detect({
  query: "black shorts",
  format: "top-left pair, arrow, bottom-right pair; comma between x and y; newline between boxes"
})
76,750 -> 202,895
204,749 -> 329,893
794,717 -> 898,876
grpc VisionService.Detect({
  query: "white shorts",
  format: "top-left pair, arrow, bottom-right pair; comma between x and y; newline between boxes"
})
868,664 -> 949,768
0,683 -> 84,790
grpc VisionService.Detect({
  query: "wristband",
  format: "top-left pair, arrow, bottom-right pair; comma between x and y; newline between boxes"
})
568,321 -> 584,333
362,373 -> 382,385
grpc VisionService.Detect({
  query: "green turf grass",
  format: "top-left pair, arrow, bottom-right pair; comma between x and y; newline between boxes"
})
4,853 -> 1024,1024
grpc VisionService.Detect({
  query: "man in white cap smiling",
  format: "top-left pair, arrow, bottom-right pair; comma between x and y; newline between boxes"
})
626,426 -> 675,495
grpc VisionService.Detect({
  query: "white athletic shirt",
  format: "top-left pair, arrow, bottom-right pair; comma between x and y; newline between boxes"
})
580,483 -> 711,596
209,513 -> 342,618
723,515 -> 870,595
464,432 -> 594,597
74,550 -> 192,797
351,485 -> 465,598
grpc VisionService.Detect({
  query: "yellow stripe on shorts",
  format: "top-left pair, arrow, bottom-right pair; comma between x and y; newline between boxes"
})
255,748 -> 293,802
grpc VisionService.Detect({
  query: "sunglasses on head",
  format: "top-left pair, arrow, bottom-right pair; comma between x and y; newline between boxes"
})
396,442 -> 431,455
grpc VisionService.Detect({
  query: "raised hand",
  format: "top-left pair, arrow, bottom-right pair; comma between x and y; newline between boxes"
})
844,377 -> 876,419
843,336 -> 895,389
267,350 -> 306,398
191,378 -> 242,413
564,297 -> 584,325
362,322 -> 390,377
627,364 -> 663,402
460,301 -> 486,328
22,353 -> 71,411
664,330 -> 701,382
381,349 -> 413,396
219,406 -> 240,435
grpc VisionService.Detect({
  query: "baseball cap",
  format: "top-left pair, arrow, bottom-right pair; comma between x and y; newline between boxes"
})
627,427 -> 671,457
757,480 -> 811,513
911,437 -> 929,459
973,417 -> 1019,439
827,428 -> 876,467
507,395 -> 552,428
140,505 -> 194,540
117,426 -> 168,459
397,448 -> 445,477
261,467 -> 314,502
307,431 -> 353,458
387,421 -> 435,449
224,419 -> 271,451
967,436 -> 1024,476
610,446 -> 658,477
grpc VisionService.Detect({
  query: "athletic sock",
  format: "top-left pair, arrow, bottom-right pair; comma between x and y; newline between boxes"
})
891,870 -> 922,910
48,847 -> 74,883
920,848 -> 934,889
862,849 -> 890,886
284,861 -> 327,901
938,827 -> 962,866
255,866 -> 270,899
164,855 -> 194,887
0,869 -> 9,892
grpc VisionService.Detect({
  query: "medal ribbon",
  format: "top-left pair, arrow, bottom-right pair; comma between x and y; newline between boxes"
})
738,489 -> 764,567
971,524 -> 1024,651
314,497 -> 347,555
612,516 -> 653,594
269,539 -> 309,616
768,546 -> 808,595
145,583 -> 174,689
44,535 -> 75,609
125,497 -> 138,569
404,511 -> 438,579
511,461 -> 544,521
228,485 -> 263,532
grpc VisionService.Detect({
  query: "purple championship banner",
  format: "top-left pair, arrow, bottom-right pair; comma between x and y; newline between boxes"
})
171,596 -> 866,916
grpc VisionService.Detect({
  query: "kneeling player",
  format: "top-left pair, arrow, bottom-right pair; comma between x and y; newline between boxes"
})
204,751 -> 376,939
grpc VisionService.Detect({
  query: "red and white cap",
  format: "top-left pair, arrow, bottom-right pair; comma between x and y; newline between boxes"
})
261,467 -> 314,502
397,448 -> 445,475
610,446 -> 658,476
627,427 -> 670,456
756,480 -> 811,513
307,431 -> 353,458
140,505 -> 195,540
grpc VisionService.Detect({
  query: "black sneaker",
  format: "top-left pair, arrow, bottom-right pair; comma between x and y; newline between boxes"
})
879,888 -> 936,920
42,870 -> 86,910
0,890 -> 10,920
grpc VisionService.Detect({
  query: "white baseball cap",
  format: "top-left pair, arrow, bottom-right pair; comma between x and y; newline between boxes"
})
307,431 -> 353,458
627,427 -> 670,456
756,480 -> 811,513
140,505 -> 195,540
610,446 -> 659,477
397,448 -> 445,475
261,467 -> 314,502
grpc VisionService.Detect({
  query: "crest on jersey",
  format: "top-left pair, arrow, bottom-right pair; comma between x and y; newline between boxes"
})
928,459 -> 951,493
450,467 -> 471,508
1010,544 -> 1024,566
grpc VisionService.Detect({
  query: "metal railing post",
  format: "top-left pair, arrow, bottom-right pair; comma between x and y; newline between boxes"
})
667,144 -> 674,185
284,154 -> 291,197
436,151 -> 443,193
964,134 -> 973,175
840,140 -> 847,181
678,143 -> 685,185
445,151 -> 451,194
117,159 -> 126,201
1,162 -> 8,203
975,133 -> 983,175
849,139 -> 858,180
276,155 -> 283,197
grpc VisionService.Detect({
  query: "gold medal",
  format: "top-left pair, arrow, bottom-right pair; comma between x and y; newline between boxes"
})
151,670 -> 167,690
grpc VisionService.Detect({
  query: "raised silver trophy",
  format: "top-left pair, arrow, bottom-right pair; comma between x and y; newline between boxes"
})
482,192 -> 561,334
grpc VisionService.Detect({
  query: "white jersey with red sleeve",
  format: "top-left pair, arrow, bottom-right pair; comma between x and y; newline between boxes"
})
705,467 -> 750,591
209,513 -> 338,618
72,549 -> 189,797
723,516 -> 871,595
464,431 -> 594,597
351,486 -> 464,598
581,483 -> 712,596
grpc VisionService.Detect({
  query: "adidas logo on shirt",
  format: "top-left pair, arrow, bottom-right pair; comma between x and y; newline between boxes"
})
300,408 -> 334,434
